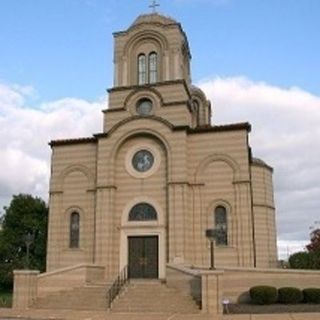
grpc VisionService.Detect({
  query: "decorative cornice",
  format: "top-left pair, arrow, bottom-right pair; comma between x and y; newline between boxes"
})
168,181 -> 189,185
187,122 -> 251,134
253,203 -> 275,210
107,79 -> 191,99
49,137 -> 97,147
96,185 -> 117,190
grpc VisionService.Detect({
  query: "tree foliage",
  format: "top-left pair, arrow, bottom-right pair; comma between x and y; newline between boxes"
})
289,251 -> 314,269
288,222 -> 320,270
0,194 -> 48,290
306,223 -> 320,253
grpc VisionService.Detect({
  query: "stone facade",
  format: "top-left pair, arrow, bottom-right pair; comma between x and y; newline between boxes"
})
46,13 -> 277,281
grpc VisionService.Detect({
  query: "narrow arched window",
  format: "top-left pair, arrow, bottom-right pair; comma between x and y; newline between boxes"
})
149,52 -> 157,84
138,54 -> 147,85
214,206 -> 228,246
70,212 -> 80,248
129,203 -> 157,221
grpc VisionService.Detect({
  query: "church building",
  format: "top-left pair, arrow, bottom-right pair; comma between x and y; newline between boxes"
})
47,11 -> 277,282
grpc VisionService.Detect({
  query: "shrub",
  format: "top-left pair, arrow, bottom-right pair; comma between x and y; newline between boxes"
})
278,287 -> 303,304
303,288 -> 320,303
249,286 -> 278,305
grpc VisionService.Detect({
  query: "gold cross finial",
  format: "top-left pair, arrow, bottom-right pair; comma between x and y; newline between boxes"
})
149,0 -> 160,13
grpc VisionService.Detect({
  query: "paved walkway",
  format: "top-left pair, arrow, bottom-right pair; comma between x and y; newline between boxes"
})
1,309 -> 320,320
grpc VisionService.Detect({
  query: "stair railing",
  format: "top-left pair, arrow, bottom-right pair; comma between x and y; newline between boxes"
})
107,265 -> 129,309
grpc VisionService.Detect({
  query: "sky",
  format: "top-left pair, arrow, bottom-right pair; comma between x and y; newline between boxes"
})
0,0 -> 319,259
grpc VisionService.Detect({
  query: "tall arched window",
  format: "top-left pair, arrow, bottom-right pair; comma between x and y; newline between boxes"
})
70,212 -> 80,248
138,54 -> 147,85
129,203 -> 157,221
214,206 -> 228,246
149,52 -> 158,83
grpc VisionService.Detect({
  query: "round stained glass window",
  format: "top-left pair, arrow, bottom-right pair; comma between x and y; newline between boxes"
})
129,203 -> 157,221
132,149 -> 154,172
136,99 -> 153,115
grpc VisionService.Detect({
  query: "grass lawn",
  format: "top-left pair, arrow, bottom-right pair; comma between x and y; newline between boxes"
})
0,290 -> 12,308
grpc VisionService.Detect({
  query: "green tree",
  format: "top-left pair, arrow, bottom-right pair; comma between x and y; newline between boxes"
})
0,194 -> 48,290
306,222 -> 320,253
288,251 -> 315,269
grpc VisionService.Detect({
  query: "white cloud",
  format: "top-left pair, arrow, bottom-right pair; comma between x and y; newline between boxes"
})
277,240 -> 308,260
199,76 -> 320,251
0,82 -> 102,210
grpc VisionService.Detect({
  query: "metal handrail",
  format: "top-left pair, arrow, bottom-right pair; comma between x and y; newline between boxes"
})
107,265 -> 129,309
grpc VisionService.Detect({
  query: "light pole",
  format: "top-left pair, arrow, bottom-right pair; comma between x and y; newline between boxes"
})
24,232 -> 34,269
205,229 -> 217,269
205,226 -> 227,270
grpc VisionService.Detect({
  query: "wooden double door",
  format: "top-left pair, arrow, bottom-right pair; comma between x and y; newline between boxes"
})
128,236 -> 158,279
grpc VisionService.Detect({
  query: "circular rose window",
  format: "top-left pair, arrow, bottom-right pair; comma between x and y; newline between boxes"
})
132,149 -> 154,172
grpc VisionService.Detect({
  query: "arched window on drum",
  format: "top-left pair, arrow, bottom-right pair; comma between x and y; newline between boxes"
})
149,52 -> 158,84
138,54 -> 147,85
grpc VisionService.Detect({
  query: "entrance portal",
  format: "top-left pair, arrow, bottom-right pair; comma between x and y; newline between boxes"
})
128,236 -> 158,279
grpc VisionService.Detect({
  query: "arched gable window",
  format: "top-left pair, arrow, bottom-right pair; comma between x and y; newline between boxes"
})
129,203 -> 157,221
70,212 -> 80,248
138,54 -> 147,85
149,52 -> 158,84
214,206 -> 228,246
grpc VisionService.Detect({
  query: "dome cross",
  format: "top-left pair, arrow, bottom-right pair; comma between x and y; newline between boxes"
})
149,0 -> 160,13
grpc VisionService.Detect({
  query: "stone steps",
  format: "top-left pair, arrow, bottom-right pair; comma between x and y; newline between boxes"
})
111,280 -> 200,313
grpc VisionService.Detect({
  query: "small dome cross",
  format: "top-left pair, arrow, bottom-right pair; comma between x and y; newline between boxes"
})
149,0 -> 160,13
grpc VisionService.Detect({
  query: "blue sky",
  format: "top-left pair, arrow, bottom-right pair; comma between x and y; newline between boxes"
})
0,0 -> 320,258
1,0 -> 319,101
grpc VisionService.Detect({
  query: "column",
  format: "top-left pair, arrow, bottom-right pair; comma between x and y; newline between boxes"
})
95,185 -> 116,280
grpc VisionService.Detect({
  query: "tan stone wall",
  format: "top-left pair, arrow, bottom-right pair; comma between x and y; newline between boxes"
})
185,130 -> 254,268
13,270 -> 39,309
105,81 -> 192,131
166,264 -> 320,314
251,163 -> 277,268
37,264 -> 105,298
222,267 -> 320,303
166,264 -> 202,306
48,121 -> 265,273
47,143 -> 97,271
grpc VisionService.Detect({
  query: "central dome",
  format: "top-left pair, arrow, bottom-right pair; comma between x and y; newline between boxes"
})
131,13 -> 178,27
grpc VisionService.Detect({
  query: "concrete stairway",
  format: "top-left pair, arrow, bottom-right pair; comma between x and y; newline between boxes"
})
32,283 -> 109,311
111,280 -> 200,313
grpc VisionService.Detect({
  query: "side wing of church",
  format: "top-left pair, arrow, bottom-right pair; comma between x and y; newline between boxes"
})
47,13 -> 277,281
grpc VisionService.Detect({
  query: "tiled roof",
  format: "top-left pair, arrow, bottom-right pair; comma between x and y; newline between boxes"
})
49,137 -> 97,147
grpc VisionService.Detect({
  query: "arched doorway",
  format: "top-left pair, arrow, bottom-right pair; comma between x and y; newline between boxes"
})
120,200 -> 166,279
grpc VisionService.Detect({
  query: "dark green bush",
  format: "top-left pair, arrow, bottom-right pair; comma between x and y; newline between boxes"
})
249,286 -> 278,305
278,287 -> 303,304
303,288 -> 320,303
289,251 -> 314,269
